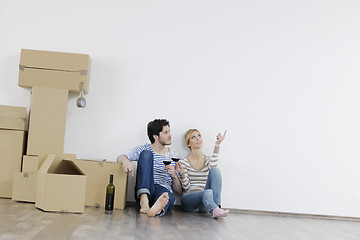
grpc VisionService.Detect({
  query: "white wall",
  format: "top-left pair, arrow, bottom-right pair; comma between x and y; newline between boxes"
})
1,0 -> 360,218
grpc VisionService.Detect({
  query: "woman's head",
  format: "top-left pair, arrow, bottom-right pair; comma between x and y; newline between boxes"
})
184,129 -> 202,150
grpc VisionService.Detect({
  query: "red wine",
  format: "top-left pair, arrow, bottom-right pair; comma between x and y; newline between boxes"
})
105,174 -> 115,211
171,157 -> 180,162
163,161 -> 172,165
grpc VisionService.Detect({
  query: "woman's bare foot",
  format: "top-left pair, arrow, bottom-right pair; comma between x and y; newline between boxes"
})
148,192 -> 169,217
139,194 -> 150,214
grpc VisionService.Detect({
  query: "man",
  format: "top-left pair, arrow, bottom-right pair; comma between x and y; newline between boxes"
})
117,119 -> 182,217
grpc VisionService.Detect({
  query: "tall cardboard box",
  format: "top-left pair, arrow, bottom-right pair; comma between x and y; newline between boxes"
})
18,49 -> 90,93
0,105 -> 26,131
0,130 -> 25,198
75,159 -> 128,209
36,154 -> 86,213
27,87 -> 68,155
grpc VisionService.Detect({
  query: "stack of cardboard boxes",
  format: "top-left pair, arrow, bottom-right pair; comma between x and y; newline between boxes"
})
0,105 -> 26,199
1,49 -> 127,213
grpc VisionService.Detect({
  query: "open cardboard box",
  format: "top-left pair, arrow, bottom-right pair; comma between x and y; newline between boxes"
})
18,49 -> 90,93
35,154 -> 86,213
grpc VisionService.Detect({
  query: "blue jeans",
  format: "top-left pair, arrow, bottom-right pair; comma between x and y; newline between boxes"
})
134,150 -> 175,216
180,167 -> 222,213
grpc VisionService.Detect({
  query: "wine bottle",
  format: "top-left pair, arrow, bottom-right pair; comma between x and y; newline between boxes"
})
105,174 -> 115,211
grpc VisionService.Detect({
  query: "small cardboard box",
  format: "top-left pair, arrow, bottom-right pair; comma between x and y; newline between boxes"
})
0,129 -> 25,198
27,87 -> 68,155
0,105 -> 26,131
22,155 -> 45,172
22,154 -> 75,172
19,49 -> 90,93
35,154 -> 86,213
12,172 -> 37,202
75,159 -> 128,209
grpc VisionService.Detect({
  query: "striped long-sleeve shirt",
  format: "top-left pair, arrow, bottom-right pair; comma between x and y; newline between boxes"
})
180,147 -> 219,193
124,143 -> 179,193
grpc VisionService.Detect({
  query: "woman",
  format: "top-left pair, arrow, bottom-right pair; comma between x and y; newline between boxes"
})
175,129 -> 229,219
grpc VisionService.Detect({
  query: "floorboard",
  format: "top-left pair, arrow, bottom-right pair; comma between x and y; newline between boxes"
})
0,199 -> 359,240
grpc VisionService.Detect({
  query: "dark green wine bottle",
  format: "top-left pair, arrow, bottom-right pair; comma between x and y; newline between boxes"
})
105,174 -> 115,211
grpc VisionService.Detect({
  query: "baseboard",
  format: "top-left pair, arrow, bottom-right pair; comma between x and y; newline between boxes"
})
126,201 -> 360,222
226,208 -> 360,222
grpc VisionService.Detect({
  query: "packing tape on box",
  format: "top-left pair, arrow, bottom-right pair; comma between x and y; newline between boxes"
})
97,160 -> 105,167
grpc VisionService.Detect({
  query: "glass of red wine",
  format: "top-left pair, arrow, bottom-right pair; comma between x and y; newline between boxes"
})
163,160 -> 172,166
171,157 -> 180,163
163,156 -> 172,166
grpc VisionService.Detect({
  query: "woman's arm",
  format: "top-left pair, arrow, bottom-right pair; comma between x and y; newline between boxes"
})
178,159 -> 190,192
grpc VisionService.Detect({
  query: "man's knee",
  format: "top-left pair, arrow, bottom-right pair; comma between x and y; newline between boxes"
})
138,150 -> 153,168
139,150 -> 153,161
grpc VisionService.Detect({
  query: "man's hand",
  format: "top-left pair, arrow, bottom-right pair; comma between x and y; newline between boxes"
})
118,156 -> 134,177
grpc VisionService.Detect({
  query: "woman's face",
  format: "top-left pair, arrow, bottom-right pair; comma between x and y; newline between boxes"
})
188,131 -> 203,149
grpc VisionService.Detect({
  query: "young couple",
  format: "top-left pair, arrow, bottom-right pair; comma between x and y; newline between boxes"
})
117,119 -> 229,218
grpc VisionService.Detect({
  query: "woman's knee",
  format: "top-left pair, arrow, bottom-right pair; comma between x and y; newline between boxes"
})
203,189 -> 214,199
209,167 -> 221,176
209,168 -> 222,180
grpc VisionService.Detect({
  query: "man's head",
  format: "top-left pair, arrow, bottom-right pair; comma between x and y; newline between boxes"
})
147,119 -> 171,145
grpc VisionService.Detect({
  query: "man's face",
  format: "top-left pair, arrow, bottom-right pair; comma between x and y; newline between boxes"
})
157,125 -> 172,146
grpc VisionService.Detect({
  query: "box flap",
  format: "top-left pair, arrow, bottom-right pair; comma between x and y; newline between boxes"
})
38,154 -> 57,173
0,105 -> 26,130
20,49 -> 90,73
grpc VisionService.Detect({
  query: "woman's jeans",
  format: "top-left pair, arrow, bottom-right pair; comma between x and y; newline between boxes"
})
180,167 -> 222,213
134,150 -> 175,215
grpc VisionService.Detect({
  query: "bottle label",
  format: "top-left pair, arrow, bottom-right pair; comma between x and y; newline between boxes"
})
105,193 -> 114,210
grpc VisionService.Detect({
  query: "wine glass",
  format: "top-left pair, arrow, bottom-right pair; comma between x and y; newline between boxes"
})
163,156 -> 172,166
171,157 -> 180,163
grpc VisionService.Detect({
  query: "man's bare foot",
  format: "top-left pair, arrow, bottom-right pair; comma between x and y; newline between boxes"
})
139,194 -> 150,214
148,192 -> 169,217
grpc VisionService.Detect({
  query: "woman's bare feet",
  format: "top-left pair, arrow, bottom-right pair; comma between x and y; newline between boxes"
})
148,192 -> 169,217
139,194 -> 150,214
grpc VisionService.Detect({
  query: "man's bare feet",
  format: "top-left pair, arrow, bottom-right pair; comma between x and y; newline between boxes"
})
148,192 -> 169,217
139,194 -> 150,214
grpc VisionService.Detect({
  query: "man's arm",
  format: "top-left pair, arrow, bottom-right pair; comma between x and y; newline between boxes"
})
117,155 -> 134,177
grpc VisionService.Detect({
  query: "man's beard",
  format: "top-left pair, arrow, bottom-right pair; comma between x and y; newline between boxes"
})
159,138 -> 171,146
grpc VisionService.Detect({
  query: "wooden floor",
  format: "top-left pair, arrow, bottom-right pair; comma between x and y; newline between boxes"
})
1,199 -> 360,240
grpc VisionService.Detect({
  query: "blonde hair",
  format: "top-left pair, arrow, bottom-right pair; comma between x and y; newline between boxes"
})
184,129 -> 200,149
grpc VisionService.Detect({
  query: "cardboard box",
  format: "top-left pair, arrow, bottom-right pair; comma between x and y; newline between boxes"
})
0,105 -> 26,131
19,49 -> 90,93
75,159 -> 128,209
27,87 -> 68,155
22,155 -> 45,172
35,154 -> 86,213
0,130 -> 25,198
12,172 -> 37,202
